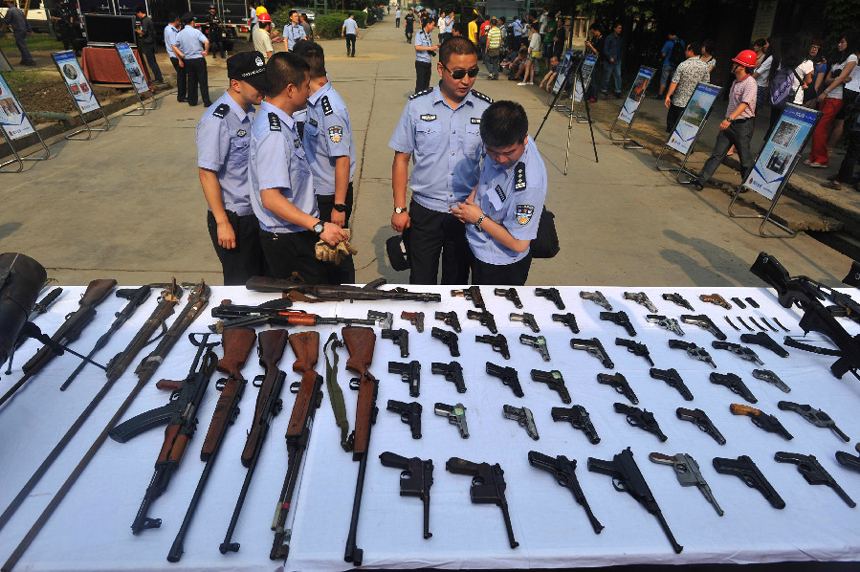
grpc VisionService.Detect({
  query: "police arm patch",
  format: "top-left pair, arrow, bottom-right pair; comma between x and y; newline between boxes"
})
328,125 -> 344,143
515,204 -> 535,225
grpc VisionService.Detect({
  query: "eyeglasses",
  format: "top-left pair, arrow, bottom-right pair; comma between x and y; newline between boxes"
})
442,64 -> 480,80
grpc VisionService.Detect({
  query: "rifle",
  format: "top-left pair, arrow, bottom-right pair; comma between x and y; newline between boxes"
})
528,451 -> 604,534
220,329 -> 289,554
379,452 -> 434,539
1,281 -> 210,572
342,326 -> 380,566
168,328 -> 257,562
446,457 -> 519,548
60,285 -> 152,391
0,278 -> 117,408
210,299 -> 376,332
247,275 -> 442,303
270,331 -> 324,561
109,332 -> 221,535
4,286 -> 61,375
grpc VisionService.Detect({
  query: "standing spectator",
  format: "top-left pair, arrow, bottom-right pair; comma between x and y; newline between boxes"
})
283,10 -> 307,52
164,14 -> 186,101
584,23 -> 603,102
467,11 -> 479,49
751,38 -> 773,111
538,8 -> 548,33
342,13 -> 358,57
805,35 -> 857,168
205,5 -> 226,59
299,13 -> 313,41
173,12 -> 211,107
828,36 -> 860,157
404,9 -> 415,43
135,6 -> 163,82
518,22 -> 540,86
803,40 -> 826,106
542,13 -> 557,68
1,0 -> 34,66
510,16 -> 524,50
700,39 -> 716,77
765,43 -> 803,137
692,49 -> 758,191
485,17 -> 502,80
253,12 -> 274,59
552,16 -> 566,60
479,15 -> 490,61
413,16 -> 438,93
248,1 -> 257,42
656,31 -> 684,99
395,7 -> 401,28
822,92 -> 860,190
601,22 -> 623,98
444,11 -> 454,42
437,11 -> 446,43
664,42 -> 709,133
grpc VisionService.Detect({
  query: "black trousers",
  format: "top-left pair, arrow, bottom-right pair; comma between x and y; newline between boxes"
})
407,200 -> 471,285
207,210 -> 266,286
317,183 -> 356,285
415,61 -> 432,93
405,28 -> 413,43
184,58 -> 211,106
471,253 -> 533,286
169,57 -> 187,101
666,103 -> 684,133
259,230 -> 324,284
140,42 -> 163,82
345,33 -> 356,56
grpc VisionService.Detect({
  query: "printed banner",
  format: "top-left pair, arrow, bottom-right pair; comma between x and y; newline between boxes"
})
617,67 -> 654,124
552,50 -> 574,95
573,54 -> 597,103
52,51 -> 101,115
667,82 -> 721,155
0,74 -> 35,140
116,43 -> 149,94
744,104 -> 820,200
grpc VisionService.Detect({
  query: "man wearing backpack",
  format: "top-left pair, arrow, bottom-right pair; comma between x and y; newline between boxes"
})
656,32 -> 685,99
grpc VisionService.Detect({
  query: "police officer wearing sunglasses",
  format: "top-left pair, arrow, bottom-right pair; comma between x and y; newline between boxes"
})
389,36 -> 492,285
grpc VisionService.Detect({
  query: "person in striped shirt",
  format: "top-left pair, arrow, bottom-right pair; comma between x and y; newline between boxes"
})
485,17 -> 502,80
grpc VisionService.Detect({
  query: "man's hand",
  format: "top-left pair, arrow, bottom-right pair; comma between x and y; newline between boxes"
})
609,58 -> 615,63
391,210 -> 410,232
664,95 -> 671,108
450,198 -> 483,225
719,119 -> 731,131
216,220 -> 237,249
178,59 -> 184,67
330,209 -> 346,227
202,50 -> 209,57
319,222 -> 349,246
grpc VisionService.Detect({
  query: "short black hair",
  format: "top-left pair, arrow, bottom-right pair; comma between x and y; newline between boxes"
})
421,16 -> 433,28
480,101 -> 528,148
439,35 -> 478,65
266,52 -> 310,96
288,9 -> 297,17
292,41 -> 326,79
135,5 -> 145,13
702,39 -> 714,55
589,23 -> 602,33
687,41 -> 702,56
168,12 -> 178,22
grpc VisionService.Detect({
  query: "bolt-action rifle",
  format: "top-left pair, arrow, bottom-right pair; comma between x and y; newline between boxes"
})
246,275 -> 442,303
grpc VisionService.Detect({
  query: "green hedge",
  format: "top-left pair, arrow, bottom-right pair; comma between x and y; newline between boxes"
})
270,8 -> 367,40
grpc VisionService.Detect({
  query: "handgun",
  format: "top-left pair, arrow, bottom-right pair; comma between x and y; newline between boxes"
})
646,314 -> 685,336
740,332 -> 789,357
434,311 -> 462,333
510,312 -> 540,332
530,369 -> 571,403
400,311 -> 425,333
476,333 -> 510,360
382,328 -> 409,358
467,309 -> 498,334
712,455 -> 785,509
535,287 -> 565,310
503,405 -> 539,440
431,361 -> 466,393
597,372 -> 638,404
649,367 -> 694,401
649,452 -> 724,516
434,402 -> 469,438
613,403 -> 668,442
752,369 -> 790,393
777,401 -> 850,442
494,287 -> 522,309
570,338 -> 613,368
668,339 -> 716,368
699,293 -> 732,310
599,311 -> 637,336
528,451 -> 603,534
624,291 -> 658,313
446,457 -> 518,549
388,360 -> 421,397
709,372 -> 757,403
774,452 -> 855,507
520,334 -> 550,361
486,361 -> 523,397
451,286 -> 485,309
662,293 -> 694,311
580,290 -> 612,310
551,405 -> 600,444
676,407 -> 726,445
379,452 -> 434,538
680,314 -> 726,340
729,403 -> 793,440
552,312 -> 579,334
386,399 -> 422,439
616,337 -> 653,366
711,341 -> 763,365
431,327 -> 460,357
368,310 -> 394,330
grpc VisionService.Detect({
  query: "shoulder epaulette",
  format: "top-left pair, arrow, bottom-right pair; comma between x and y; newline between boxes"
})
321,96 -> 333,116
212,103 -> 230,119
409,87 -> 434,100
471,89 -> 493,103
268,112 -> 281,132
514,162 -> 527,191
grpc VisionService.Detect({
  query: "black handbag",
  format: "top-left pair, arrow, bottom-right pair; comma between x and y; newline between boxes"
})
530,208 -> 560,259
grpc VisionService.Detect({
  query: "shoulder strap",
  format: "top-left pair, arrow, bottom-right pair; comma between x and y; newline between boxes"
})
324,333 -> 352,452
410,87 -> 434,100
212,103 -> 230,119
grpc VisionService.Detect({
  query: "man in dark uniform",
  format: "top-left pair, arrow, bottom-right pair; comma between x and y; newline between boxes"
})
135,6 -> 163,83
2,0 -> 35,66
205,5 -> 226,59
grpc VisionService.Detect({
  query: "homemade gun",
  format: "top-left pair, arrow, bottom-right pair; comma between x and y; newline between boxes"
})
530,369 -> 571,403
431,361 -> 466,393
486,361 -> 523,397
528,451 -> 603,534
379,452 -> 434,538
446,457 -> 519,549
699,293 -> 731,309
647,314 -> 685,336
668,339 -> 716,368
711,341 -> 763,365
662,292 -> 694,311
712,455 -> 785,509
551,405 -> 600,444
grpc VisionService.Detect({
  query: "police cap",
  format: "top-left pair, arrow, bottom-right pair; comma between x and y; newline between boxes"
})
180,11 -> 194,22
227,51 -> 268,90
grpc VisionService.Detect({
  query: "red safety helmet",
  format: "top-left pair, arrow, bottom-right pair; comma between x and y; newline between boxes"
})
257,13 -> 271,24
732,49 -> 758,68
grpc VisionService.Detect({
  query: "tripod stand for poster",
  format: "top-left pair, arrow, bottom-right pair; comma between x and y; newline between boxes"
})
0,73 -> 51,173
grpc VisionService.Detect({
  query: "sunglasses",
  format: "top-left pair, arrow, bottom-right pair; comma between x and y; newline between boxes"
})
442,64 -> 480,80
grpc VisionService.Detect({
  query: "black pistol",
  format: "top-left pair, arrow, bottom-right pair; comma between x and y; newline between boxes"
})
616,337 -> 653,366
477,333 -> 510,360
613,403 -> 668,442
431,361 -> 466,393
596,372 -> 638,404
600,311 -> 636,336
530,369 -> 571,403
649,367 -> 694,401
467,309 -> 498,334
431,327 -> 460,357
388,360 -> 421,397
712,455 -> 785,509
446,457 -> 518,549
551,405 -> 600,444
486,361 -> 523,397
381,328 -> 409,358
434,311 -> 462,333
386,400 -> 422,439
379,452 -> 434,538
494,287 -> 523,309
528,451 -> 604,534
535,287 -> 565,309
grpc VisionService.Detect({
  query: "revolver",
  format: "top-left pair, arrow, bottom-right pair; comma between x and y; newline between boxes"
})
600,310 -> 637,336
552,312 -> 580,334
510,312 -> 540,332
668,339 -> 716,368
649,367 -> 694,401
711,341 -> 763,365
387,399 -> 422,439
379,452 -> 434,538
503,405 -> 539,440
382,328 -> 410,358
431,326 -> 460,357
431,361 -> 466,393
388,360 -> 421,397
551,405 -> 600,444
486,361 -> 523,397
434,311 -> 462,333
530,369 -> 571,403
520,334 -> 550,361
649,452 -> 723,516
580,290 -> 612,310
570,338 -> 614,368
467,309 -> 498,334
535,287 -> 565,310
400,311 -> 425,333
647,314 -> 685,336
709,372 -> 757,403
476,333 -> 510,360
680,314 -> 726,340
613,402 -> 668,442
494,287 -> 523,309
615,337 -> 653,366
777,401 -> 849,442
434,402 -> 469,438
624,291 -> 658,313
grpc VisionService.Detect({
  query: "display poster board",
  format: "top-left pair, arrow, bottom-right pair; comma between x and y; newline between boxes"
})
0,73 -> 35,140
617,66 -> 654,124
115,43 -> 149,94
743,104 -> 819,200
552,50 -> 574,95
573,54 -> 597,103
667,82 -> 721,155
52,52 -> 101,115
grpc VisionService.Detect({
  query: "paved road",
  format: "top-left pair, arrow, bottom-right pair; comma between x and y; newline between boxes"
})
0,23 -> 852,288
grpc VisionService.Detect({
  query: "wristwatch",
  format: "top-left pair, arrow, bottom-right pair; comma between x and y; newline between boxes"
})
313,221 -> 325,234
333,203 -> 347,212
726,117 -> 734,123
475,214 -> 487,232
394,206 -> 407,214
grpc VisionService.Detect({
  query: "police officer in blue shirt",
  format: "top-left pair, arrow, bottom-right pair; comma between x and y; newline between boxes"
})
342,13 -> 358,57
284,10 -> 307,52
249,52 -> 348,283
389,36 -> 492,285
451,101 -> 547,286
197,51 -> 268,286
293,41 -> 357,284
173,12 -> 211,106
164,14 -> 186,102
414,16 -> 439,93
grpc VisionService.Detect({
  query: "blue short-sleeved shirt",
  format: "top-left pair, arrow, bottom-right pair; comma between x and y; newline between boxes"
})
343,18 -> 358,35
175,26 -> 207,59
466,137 -> 547,265
512,20 -> 523,37
249,101 -> 318,233
415,29 -> 433,63
388,85 -> 492,213
197,91 -> 256,216
445,16 -> 453,33
303,82 -> 355,196
285,23 -> 305,51
164,24 -> 179,59
661,38 -> 684,67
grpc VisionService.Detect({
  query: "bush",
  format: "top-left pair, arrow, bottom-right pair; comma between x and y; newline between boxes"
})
312,12 -> 367,39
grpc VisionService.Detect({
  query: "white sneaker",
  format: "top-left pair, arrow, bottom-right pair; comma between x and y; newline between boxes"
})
517,82 -> 528,86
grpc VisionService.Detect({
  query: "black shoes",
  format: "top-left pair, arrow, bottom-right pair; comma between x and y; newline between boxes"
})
691,180 -> 704,192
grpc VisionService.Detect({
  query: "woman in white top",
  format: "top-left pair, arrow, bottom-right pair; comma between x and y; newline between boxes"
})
828,36 -> 860,155
518,22 -> 541,86
700,39 -> 716,78
752,37 -> 774,110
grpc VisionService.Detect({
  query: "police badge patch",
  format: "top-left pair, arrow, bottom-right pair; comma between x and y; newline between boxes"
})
328,126 -> 344,143
420,114 -> 437,122
515,205 -> 535,225
236,129 -> 247,137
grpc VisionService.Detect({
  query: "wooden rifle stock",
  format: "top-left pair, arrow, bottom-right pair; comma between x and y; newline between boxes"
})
342,327 -> 377,460
243,329 -> 289,465
287,332 -> 320,438
201,328 -> 257,461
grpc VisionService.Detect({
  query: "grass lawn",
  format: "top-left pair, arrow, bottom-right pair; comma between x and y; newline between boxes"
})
0,32 -> 64,54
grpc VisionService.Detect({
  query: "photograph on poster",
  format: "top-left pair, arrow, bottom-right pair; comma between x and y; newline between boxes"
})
772,121 -> 800,147
631,75 -> 649,102
552,50 -> 574,95
80,82 -> 89,93
62,63 -> 78,80
766,148 -> 791,175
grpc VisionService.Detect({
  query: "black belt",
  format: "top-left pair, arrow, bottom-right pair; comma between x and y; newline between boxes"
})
730,118 -> 750,124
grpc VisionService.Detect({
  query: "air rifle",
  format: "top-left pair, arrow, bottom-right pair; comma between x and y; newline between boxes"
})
246,275 -> 442,303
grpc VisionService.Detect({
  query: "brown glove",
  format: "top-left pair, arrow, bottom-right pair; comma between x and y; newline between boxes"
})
315,229 -> 358,265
